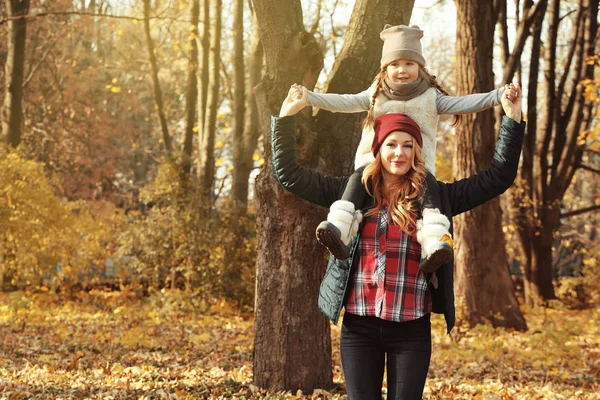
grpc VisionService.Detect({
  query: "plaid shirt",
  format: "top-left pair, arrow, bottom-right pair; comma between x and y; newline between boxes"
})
345,207 -> 432,322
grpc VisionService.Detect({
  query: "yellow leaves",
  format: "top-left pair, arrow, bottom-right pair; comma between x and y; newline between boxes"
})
117,29 -> 124,36
106,79 -> 122,93
215,157 -> 225,167
189,333 -> 211,344
2,288 -> 600,398
577,130 -> 589,146
585,55 -> 599,65
215,141 -> 224,149
192,125 -> 199,133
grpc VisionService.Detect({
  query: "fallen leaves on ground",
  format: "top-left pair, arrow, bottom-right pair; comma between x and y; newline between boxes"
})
0,290 -> 599,399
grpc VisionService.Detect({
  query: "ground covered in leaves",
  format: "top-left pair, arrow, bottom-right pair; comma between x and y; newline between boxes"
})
0,290 -> 599,399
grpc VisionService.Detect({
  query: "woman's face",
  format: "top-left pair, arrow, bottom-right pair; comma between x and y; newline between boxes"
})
380,131 -> 415,179
385,60 -> 420,83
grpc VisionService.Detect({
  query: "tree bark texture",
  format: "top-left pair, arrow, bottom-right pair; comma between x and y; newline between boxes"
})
454,0 -> 527,330
252,0 -> 328,392
198,0 -> 221,198
2,0 -> 31,148
182,0 -> 200,174
142,0 -> 172,153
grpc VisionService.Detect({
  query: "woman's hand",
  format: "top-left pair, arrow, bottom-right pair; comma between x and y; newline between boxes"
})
501,83 -> 522,123
279,84 -> 308,117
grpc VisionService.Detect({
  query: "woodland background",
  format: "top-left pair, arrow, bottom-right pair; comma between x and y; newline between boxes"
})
0,0 -> 599,398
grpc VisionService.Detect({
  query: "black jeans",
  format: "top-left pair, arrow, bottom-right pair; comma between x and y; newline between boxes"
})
340,313 -> 432,400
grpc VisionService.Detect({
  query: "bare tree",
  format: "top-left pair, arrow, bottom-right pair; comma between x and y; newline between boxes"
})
517,0 -> 599,305
453,0 -> 527,330
230,0 -> 249,207
182,0 -> 200,175
197,0 -> 221,198
197,0 -> 209,140
2,0 -> 31,148
142,0 -> 172,153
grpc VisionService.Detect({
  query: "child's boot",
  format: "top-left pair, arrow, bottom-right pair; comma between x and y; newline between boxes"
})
416,208 -> 453,273
316,200 -> 362,260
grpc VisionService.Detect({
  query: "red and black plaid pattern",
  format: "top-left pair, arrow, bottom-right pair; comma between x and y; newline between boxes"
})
345,207 -> 432,322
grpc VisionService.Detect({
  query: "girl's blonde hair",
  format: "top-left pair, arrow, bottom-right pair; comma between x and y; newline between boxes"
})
362,65 -> 462,129
361,136 -> 427,233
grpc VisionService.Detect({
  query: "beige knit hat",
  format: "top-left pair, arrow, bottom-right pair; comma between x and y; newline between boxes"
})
380,24 -> 426,69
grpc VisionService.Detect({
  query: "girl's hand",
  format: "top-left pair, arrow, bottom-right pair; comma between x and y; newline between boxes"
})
501,83 -> 522,123
279,84 -> 308,117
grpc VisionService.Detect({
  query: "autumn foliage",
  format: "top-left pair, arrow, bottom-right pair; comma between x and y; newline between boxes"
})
0,290 -> 599,399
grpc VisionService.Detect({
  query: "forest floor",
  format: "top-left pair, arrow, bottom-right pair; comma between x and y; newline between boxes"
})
0,290 -> 599,400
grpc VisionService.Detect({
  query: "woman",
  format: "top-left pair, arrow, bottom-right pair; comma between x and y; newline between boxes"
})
271,84 -> 523,399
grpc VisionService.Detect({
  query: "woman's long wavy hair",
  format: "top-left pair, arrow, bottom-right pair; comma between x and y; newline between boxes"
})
361,137 -> 427,233
362,65 -> 462,130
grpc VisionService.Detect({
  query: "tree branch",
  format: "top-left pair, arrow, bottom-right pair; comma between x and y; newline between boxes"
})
502,0 -> 548,83
584,148 -> 600,156
0,10 -> 194,25
561,204 -> 600,219
578,164 -> 600,174
22,33 -> 63,89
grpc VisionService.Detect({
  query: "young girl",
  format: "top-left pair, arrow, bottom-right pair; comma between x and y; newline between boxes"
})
294,24 -> 508,273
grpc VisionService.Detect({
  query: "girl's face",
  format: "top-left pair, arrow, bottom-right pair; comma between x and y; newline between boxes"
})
385,60 -> 420,83
380,131 -> 415,179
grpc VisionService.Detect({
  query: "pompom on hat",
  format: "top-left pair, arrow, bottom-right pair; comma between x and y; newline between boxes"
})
372,113 -> 423,156
380,24 -> 426,69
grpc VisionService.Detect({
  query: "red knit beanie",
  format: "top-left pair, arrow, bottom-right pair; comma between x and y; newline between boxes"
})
372,113 -> 423,155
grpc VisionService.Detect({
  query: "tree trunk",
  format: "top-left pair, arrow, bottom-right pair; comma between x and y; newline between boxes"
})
529,209 -> 561,303
454,0 -> 527,330
0,255 -> 4,292
142,0 -> 172,153
182,0 -> 200,175
231,9 -> 262,211
252,0 -> 326,391
197,0 -> 221,198
221,0 -> 248,301
2,0 -> 31,148
252,0 -> 415,391
230,0 -> 249,208
197,0 -> 210,137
